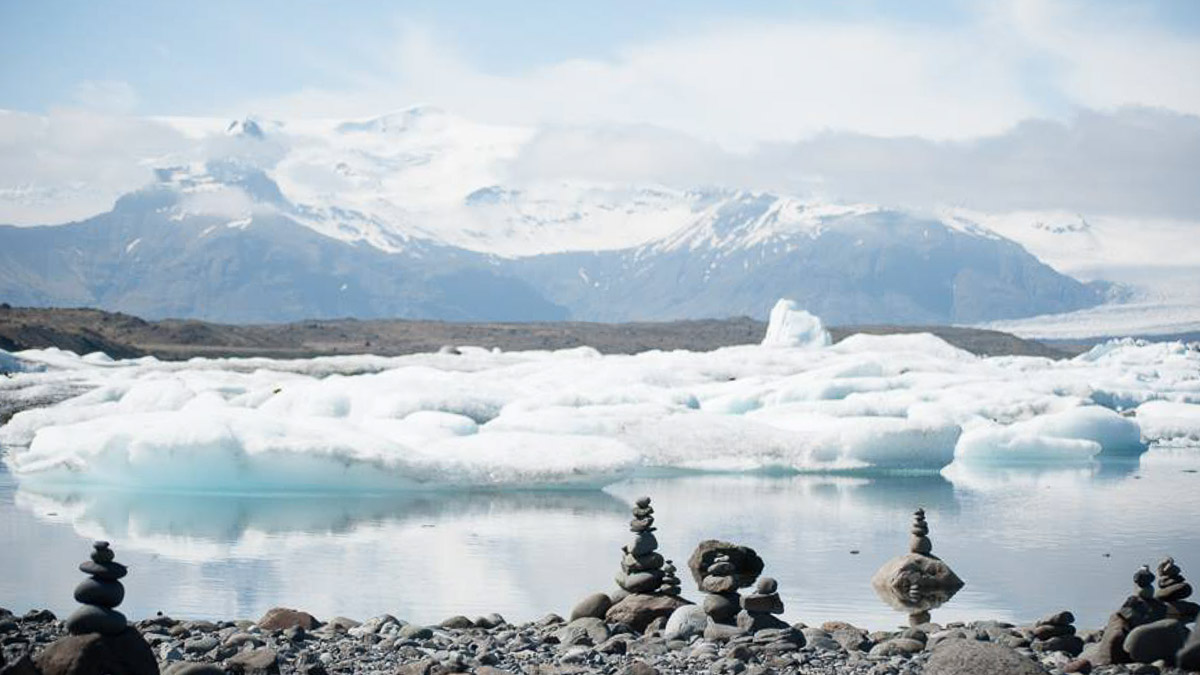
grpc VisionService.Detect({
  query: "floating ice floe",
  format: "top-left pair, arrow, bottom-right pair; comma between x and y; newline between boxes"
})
1,301 -> 1198,492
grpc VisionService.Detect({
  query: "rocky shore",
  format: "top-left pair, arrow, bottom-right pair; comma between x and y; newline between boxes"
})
3,604 -> 1197,675
1,501 -> 1197,675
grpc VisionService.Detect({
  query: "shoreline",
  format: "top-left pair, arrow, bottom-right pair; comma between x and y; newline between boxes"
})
0,603 -> 1188,675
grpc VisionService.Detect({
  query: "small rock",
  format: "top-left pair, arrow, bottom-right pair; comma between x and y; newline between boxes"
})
257,608 -> 319,632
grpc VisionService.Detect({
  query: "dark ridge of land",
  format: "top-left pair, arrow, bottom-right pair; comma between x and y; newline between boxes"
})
0,305 -> 1080,361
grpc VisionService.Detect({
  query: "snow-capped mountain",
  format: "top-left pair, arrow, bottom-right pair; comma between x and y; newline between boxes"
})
0,108 -> 1107,324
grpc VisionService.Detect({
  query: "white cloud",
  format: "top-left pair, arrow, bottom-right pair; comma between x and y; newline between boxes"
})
239,0 -> 1200,148
73,80 -> 140,115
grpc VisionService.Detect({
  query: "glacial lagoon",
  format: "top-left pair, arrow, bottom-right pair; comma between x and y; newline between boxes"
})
3,448 -> 1198,631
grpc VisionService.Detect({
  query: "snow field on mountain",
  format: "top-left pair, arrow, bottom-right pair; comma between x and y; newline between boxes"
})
2,305 -> 1198,492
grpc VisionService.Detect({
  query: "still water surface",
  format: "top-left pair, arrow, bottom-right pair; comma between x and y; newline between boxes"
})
3,447 -> 1199,631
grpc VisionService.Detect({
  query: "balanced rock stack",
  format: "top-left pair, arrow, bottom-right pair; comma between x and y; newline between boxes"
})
1083,564 -> 1172,667
871,508 -> 963,627
738,576 -> 789,633
909,508 -> 932,555
658,560 -> 682,596
33,541 -> 158,675
67,541 -> 129,635
613,497 -> 667,597
603,497 -> 691,632
687,540 -> 765,641
1029,610 -> 1084,657
1157,556 -> 1199,622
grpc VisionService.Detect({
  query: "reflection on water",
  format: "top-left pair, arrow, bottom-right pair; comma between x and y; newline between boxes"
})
2,447 -> 1199,630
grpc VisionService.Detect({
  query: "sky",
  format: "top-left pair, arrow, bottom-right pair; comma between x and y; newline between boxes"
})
1,0 -> 1199,224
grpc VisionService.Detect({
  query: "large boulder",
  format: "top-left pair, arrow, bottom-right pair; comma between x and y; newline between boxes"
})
686,541 -> 763,588
925,639 -> 1048,675
871,553 -> 963,613
34,629 -> 158,675
256,607 -> 319,632
569,593 -> 612,622
605,594 -> 691,633
1122,618 -> 1188,665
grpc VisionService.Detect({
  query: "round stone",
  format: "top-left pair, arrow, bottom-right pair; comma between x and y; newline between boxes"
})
635,497 -> 651,508
911,525 -> 929,536
700,574 -> 739,594
79,561 -> 127,581
1157,582 -> 1193,602
631,507 -> 653,519
756,577 -> 778,594
90,545 -> 115,564
630,518 -> 655,533
66,605 -> 128,636
74,577 -> 125,608
627,531 -> 658,557
910,536 -> 932,555
1134,566 -> 1155,588
703,593 -> 741,622
624,551 -> 664,572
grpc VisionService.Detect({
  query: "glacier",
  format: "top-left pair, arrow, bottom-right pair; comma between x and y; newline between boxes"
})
1,305 -> 1198,492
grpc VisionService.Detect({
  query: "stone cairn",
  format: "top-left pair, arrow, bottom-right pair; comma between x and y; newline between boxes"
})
1029,610 -> 1083,657
870,508 -> 963,627
1157,556 -> 1199,622
67,541 -> 128,635
614,496 -> 666,598
658,560 -> 682,596
700,552 -> 742,638
909,507 -> 931,555
1083,564 -> 1179,667
738,576 -> 788,632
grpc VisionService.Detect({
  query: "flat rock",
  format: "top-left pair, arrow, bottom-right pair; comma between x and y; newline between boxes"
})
569,593 -> 613,622
554,617 -> 610,647
606,593 -> 691,633
256,607 -> 319,632
925,639 -> 1048,675
72,578 -> 124,608
77,561 -> 127,581
225,647 -> 279,675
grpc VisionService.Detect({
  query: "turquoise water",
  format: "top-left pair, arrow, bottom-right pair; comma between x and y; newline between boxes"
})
2,447 -> 1199,631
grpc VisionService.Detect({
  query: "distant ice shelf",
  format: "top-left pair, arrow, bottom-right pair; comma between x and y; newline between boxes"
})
1,301 -> 1198,492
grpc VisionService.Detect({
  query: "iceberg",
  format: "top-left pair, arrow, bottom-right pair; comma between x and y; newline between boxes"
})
761,299 -> 831,349
1,309 -> 1196,493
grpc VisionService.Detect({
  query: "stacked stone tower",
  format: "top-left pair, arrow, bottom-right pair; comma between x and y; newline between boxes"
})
66,541 -> 129,636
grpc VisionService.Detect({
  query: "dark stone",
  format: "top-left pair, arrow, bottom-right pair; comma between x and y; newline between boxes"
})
605,593 -> 691,632
65,605 -> 127,636
225,648 -> 279,675
686,541 -> 764,588
635,497 -> 651,508
755,577 -> 777,595
77,562 -> 127,581
73,578 -> 124,608
1032,623 -> 1075,639
1040,611 -> 1075,626
0,653 -> 38,675
1122,618 -> 1187,665
569,593 -> 612,622
1036,635 -> 1084,656
925,639 -> 1049,675
736,610 -> 789,633
34,629 -> 157,675
627,531 -> 658,557
256,608 -> 319,631
742,593 -> 784,615
22,610 -> 56,623
910,535 -> 933,555
1167,599 -> 1200,622
1178,626 -> 1200,670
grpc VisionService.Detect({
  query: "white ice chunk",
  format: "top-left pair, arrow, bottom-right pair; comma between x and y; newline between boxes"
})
761,299 -> 831,349
955,406 -> 1143,464
1136,401 -> 1200,442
